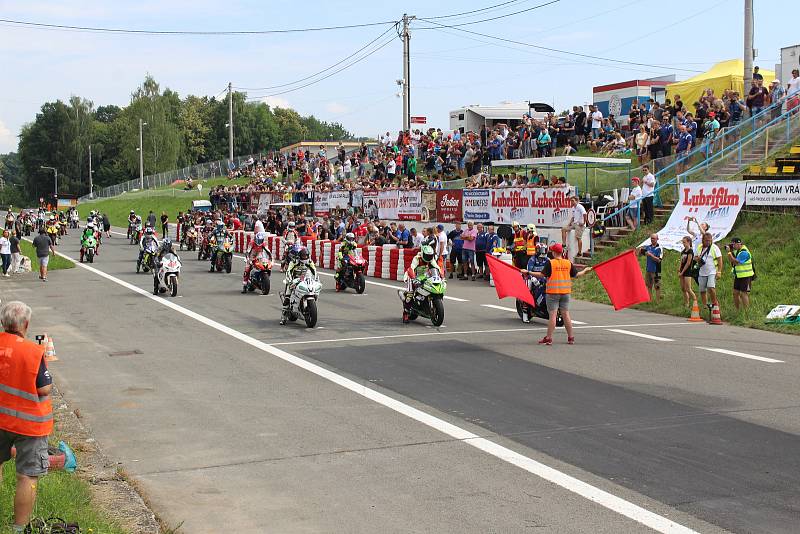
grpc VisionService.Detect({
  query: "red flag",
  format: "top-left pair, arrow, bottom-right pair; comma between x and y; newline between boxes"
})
485,255 -> 535,307
591,249 -> 650,311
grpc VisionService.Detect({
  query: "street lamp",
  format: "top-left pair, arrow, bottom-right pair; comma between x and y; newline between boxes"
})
138,119 -> 148,189
40,166 -> 58,202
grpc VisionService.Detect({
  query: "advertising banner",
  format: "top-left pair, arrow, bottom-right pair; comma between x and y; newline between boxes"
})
398,189 -> 423,221
352,190 -> 364,208
462,189 -> 489,221
464,187 -> 572,226
313,191 -> 330,217
329,190 -> 351,210
363,191 -> 379,219
436,190 -> 463,222
745,180 -> 800,206
644,182 -> 746,251
257,193 -> 271,216
378,190 -> 398,220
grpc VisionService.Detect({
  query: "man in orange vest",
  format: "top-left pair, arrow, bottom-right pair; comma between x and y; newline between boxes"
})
510,221 -> 527,269
0,301 -> 53,532
524,224 -> 538,265
529,243 -> 592,346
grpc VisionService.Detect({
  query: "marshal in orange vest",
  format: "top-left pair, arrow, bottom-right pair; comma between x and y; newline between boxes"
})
546,258 -> 573,295
0,333 -> 53,437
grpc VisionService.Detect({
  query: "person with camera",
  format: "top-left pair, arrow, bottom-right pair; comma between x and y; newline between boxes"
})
694,232 -> 723,316
639,233 -> 662,302
726,237 -> 753,311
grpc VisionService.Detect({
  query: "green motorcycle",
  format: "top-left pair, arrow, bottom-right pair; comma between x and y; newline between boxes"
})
399,268 -> 447,327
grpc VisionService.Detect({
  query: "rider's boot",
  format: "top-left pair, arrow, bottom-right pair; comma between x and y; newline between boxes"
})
241,283 -> 248,294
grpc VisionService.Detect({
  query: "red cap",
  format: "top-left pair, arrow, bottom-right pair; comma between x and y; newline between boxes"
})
549,243 -> 563,255
632,176 -> 641,183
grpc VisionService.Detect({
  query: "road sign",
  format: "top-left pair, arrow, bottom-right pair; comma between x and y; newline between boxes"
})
410,116 -> 427,124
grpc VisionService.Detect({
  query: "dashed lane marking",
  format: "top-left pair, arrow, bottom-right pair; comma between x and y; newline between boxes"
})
607,329 -> 674,342
696,346 -> 783,364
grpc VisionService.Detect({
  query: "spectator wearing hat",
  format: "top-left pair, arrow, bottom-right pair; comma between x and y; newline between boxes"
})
561,197 -> 586,257
530,243 -> 592,345
625,177 -> 643,230
726,237 -> 753,311
511,221 -> 527,269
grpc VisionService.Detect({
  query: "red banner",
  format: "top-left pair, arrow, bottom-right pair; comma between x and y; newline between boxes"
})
436,190 -> 463,223
591,249 -> 650,311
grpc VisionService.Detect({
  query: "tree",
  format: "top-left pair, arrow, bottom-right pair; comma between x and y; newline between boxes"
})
179,95 -> 212,165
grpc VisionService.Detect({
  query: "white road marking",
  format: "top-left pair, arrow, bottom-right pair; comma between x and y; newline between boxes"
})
695,347 -> 783,364
571,320 -> 588,325
53,247 -> 696,534
607,329 -> 674,342
482,304 -> 518,313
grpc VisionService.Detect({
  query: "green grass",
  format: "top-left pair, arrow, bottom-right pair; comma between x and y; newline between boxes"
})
573,213 -> 800,334
1,460 -> 126,534
19,240 -> 74,270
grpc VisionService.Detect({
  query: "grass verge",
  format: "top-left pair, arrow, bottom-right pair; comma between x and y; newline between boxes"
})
19,240 -> 74,270
573,212 -> 800,334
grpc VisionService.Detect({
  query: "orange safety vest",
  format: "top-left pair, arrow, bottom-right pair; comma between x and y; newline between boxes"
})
546,258 -> 573,295
512,230 -> 526,252
0,333 -> 53,437
525,235 -> 538,256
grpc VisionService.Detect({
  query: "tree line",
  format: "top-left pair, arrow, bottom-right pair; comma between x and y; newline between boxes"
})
1,75 -> 353,204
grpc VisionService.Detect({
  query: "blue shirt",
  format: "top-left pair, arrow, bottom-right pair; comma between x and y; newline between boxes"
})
396,229 -> 410,247
736,249 -> 751,264
677,132 -> 693,152
526,255 -> 548,273
659,124 -> 673,144
486,232 -> 500,252
475,231 -> 488,252
644,244 -> 662,273
448,229 -> 463,251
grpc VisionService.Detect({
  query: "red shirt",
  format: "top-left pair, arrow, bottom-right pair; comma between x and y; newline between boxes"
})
231,218 -> 242,230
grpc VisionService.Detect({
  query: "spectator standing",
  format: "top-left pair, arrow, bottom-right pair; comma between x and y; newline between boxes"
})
475,223 -> 488,279
32,228 -> 54,282
561,197 -> 586,257
590,106 -> 603,139
625,177 -> 643,229
531,243 -> 592,345
396,223 -> 410,248
0,301 -> 54,532
435,224 -> 448,275
0,230 -> 11,276
448,222 -> 464,280
147,210 -> 156,229
746,79 -> 769,117
639,233 -> 662,302
9,231 -> 21,275
461,221 -> 477,281
160,212 -> 169,239
641,166 -> 656,224
694,232 -> 723,316
101,213 -> 111,238
726,237 -> 753,312
769,80 -> 785,119
678,236 -> 696,308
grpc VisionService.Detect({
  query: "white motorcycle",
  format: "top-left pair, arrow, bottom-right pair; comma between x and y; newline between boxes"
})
281,267 -> 322,328
153,252 -> 181,297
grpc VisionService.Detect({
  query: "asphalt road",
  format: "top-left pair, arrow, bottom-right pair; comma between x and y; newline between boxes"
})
4,227 -> 799,534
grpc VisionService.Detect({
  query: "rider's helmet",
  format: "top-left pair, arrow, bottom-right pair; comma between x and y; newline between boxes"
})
161,238 -> 172,251
288,221 -> 296,229
345,232 -> 355,243
136,215 -> 142,223
298,246 -> 310,262
130,210 -> 135,215
49,214 -> 55,221
535,243 -> 548,257
87,222 -> 95,230
254,232 -> 265,246
216,221 -> 224,233
421,245 -> 435,263
145,227 -> 154,235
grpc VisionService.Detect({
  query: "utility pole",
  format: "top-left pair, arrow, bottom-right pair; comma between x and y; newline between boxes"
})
138,118 -> 147,189
228,82 -> 234,163
401,14 -> 416,131
40,166 -> 57,200
88,144 -> 93,199
743,0 -> 754,90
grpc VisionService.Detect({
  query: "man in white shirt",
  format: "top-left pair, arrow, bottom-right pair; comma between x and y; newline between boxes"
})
641,165 -> 656,224
625,177 -> 643,230
561,196 -> 587,257
386,157 -> 397,181
590,106 -> 603,139
436,224 -> 449,276
695,232 -> 723,315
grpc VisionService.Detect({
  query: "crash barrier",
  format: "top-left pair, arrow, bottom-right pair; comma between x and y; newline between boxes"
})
228,230 -> 419,281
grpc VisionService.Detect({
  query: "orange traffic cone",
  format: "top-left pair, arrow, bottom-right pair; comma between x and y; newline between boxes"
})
44,334 -> 58,362
688,300 -> 704,322
709,303 -> 723,325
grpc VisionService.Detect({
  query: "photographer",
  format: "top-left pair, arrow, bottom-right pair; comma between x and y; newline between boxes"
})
639,233 -> 662,302
726,237 -> 753,311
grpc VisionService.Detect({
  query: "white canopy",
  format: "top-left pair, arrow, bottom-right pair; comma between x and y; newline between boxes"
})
493,156 -> 631,166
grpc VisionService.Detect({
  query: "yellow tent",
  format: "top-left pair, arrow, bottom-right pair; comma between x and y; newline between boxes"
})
666,59 -> 775,107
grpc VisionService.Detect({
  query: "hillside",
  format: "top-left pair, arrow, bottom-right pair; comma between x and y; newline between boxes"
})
573,212 -> 800,334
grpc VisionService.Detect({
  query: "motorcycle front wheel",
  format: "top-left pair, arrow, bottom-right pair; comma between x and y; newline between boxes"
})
355,273 -> 366,294
303,299 -> 318,328
224,255 -> 232,274
169,275 -> 178,297
153,277 -> 159,295
430,298 -> 445,327
261,276 -> 270,295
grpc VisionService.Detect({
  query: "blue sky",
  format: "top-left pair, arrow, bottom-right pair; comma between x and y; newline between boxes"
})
0,0 -> 795,153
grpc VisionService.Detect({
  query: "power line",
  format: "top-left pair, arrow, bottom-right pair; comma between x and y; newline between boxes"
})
0,17 -> 397,35
235,25 -> 398,91
423,0 -> 532,20
415,18 -> 702,73
246,36 -> 397,100
419,0 -> 560,27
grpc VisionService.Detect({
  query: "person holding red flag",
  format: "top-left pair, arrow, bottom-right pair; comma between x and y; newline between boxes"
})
530,243 -> 592,346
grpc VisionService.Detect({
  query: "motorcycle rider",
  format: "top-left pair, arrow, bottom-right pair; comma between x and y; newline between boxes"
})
402,245 -> 440,324
137,226 -> 160,271
334,232 -> 358,284
208,220 -> 232,272
519,243 -> 550,323
280,245 -> 316,325
283,221 -> 299,245
241,231 -> 270,293
127,210 -> 138,238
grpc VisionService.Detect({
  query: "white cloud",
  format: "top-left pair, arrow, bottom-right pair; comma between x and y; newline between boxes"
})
325,101 -> 349,114
0,119 -> 17,153
260,96 -> 291,109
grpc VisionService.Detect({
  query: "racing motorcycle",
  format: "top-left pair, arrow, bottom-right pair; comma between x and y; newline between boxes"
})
153,252 -> 181,297
515,274 -> 564,327
211,235 -> 234,273
197,233 -> 212,261
129,222 -> 143,245
335,254 -> 368,294
281,267 -> 322,328
397,267 -> 446,327
79,234 -> 97,263
46,224 -> 59,246
182,226 -> 198,252
243,250 -> 273,295
23,217 -> 33,236
137,241 -> 158,273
